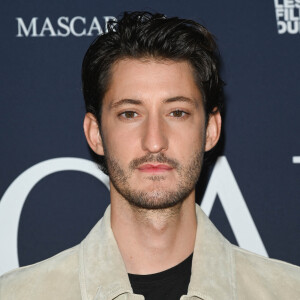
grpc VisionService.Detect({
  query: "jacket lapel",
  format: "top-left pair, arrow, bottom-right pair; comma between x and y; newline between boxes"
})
78,206 -> 142,300
187,205 -> 236,300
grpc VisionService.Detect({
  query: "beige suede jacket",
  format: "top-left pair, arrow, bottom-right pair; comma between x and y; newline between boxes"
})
0,204 -> 300,300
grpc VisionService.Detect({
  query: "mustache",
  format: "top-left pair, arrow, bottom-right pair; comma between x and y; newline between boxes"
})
129,153 -> 180,170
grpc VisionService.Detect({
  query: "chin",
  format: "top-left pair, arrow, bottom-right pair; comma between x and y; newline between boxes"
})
125,189 -> 190,210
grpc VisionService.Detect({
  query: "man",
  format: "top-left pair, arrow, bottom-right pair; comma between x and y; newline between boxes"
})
0,11 -> 299,300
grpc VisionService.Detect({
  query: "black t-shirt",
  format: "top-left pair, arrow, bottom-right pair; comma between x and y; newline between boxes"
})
128,253 -> 193,300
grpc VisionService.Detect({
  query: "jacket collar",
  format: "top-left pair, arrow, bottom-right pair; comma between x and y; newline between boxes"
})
79,206 -> 137,300
79,205 -> 235,300
187,206 -> 236,299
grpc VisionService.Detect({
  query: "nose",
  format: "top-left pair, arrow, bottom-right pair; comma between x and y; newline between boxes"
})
141,114 -> 168,153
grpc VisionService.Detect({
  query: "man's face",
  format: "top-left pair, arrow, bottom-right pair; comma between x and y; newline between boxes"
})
89,58 -> 219,209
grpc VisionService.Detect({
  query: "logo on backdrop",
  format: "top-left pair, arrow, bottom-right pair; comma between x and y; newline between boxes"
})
274,0 -> 300,34
0,156 -> 267,276
16,16 -> 117,37
0,158 -> 110,276
293,156 -> 300,163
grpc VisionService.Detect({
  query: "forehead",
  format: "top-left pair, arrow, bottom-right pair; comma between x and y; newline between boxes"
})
103,58 -> 203,106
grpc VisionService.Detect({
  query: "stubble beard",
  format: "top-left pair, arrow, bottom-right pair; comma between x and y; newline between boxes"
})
105,149 -> 204,211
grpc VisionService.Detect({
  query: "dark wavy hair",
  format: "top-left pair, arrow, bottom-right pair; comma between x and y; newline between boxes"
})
82,11 -> 224,174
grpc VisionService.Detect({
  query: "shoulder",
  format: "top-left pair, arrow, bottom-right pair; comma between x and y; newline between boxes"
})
0,245 -> 81,300
232,245 -> 300,298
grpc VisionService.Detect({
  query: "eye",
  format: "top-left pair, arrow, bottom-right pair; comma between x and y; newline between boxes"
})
170,110 -> 188,118
119,111 -> 138,119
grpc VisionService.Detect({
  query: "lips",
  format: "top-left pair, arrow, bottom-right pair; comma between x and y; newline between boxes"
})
138,164 -> 173,173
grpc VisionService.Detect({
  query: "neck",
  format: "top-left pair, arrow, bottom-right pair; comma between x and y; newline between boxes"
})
110,188 -> 197,275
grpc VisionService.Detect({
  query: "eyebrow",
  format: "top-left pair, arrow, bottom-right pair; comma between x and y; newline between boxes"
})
110,96 -> 198,109
110,99 -> 142,109
163,96 -> 198,106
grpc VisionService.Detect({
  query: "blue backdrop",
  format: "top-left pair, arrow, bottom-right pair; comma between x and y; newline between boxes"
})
0,0 -> 299,275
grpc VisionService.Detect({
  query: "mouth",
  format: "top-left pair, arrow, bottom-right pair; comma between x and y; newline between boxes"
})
137,164 -> 174,173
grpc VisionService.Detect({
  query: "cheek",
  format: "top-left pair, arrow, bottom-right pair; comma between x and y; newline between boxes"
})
170,121 -> 205,153
103,124 -> 141,162
172,137 -> 203,164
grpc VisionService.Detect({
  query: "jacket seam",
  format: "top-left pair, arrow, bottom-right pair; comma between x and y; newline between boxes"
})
229,240 -> 237,300
0,276 -> 2,300
0,246 -> 78,279
232,245 -> 300,270
79,241 -> 89,300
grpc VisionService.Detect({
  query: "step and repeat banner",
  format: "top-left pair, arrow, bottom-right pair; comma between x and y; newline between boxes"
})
0,0 -> 299,275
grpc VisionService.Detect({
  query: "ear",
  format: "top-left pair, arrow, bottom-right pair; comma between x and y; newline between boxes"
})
205,110 -> 222,152
83,113 -> 104,156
